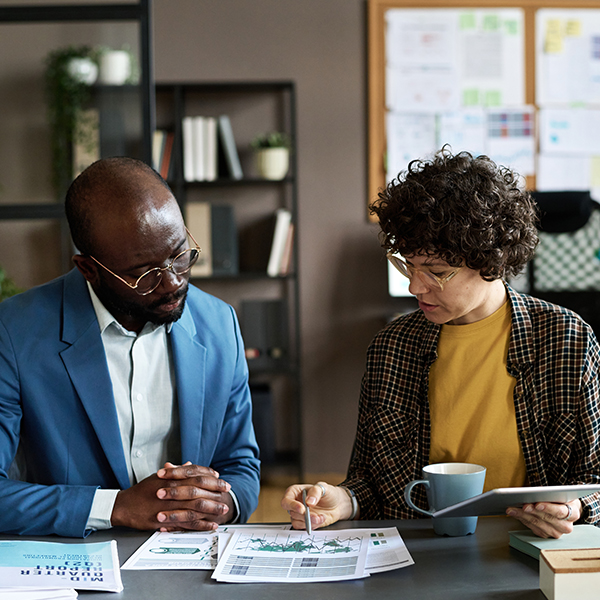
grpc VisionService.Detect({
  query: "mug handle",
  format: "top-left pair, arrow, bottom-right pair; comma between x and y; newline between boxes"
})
404,479 -> 434,516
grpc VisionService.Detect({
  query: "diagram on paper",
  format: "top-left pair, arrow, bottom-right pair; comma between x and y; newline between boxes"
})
233,532 -> 365,554
122,532 -> 217,570
212,528 -> 372,583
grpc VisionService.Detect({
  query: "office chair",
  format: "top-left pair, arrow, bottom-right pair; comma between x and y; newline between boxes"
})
528,190 -> 600,338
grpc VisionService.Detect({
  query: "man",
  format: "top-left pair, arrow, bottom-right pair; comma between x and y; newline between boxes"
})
0,157 -> 260,537
283,149 -> 600,539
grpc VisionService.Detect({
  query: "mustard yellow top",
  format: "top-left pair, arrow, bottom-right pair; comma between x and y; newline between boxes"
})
429,301 -> 527,492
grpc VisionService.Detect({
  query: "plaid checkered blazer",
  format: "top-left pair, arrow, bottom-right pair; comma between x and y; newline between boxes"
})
342,286 -> 600,524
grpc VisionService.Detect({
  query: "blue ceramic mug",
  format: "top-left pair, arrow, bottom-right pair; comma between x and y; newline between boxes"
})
404,462 -> 486,536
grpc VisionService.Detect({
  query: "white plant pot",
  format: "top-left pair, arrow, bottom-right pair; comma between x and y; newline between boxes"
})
67,57 -> 98,85
98,50 -> 131,85
256,147 -> 290,180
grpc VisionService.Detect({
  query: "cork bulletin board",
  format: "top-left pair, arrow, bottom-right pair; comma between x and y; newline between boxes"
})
368,0 -> 600,217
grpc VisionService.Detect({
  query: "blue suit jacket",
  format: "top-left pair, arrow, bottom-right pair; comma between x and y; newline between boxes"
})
0,269 -> 260,537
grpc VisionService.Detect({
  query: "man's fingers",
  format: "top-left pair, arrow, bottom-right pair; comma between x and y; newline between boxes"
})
157,464 -> 219,480
157,485 -> 226,501
156,502 -> 229,526
159,475 -> 231,495
156,511 -> 219,531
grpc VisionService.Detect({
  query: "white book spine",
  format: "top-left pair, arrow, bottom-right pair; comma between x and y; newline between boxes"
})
204,116 -> 218,181
152,129 -> 165,172
267,209 -> 292,277
182,117 -> 195,182
192,116 -> 206,181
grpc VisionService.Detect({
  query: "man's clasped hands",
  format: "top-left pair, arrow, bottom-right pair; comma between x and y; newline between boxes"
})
111,461 -> 235,531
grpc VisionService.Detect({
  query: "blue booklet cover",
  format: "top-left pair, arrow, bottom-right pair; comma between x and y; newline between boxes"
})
0,539 -> 123,592
509,525 -> 600,560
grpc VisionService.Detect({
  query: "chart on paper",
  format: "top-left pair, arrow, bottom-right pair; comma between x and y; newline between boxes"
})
212,528 -> 374,582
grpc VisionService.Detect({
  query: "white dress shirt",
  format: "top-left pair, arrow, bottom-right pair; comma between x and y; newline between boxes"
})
85,283 -> 180,529
84,283 -> 239,530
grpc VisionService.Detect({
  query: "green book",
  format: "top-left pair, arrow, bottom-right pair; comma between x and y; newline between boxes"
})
509,525 -> 600,560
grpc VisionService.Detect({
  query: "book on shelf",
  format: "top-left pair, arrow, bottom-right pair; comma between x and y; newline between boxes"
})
159,131 -> 175,180
211,204 -> 238,276
192,116 -> 206,181
267,208 -> 293,277
186,202 -> 238,277
218,114 -> 243,179
182,114 -> 243,182
203,116 -> 218,182
181,117 -> 195,182
186,202 -> 212,277
278,222 -> 295,276
239,209 -> 293,276
152,129 -> 166,172
186,115 -> 217,182
0,539 -> 123,593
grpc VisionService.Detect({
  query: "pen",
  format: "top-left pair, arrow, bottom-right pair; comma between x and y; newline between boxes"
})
302,488 -> 312,535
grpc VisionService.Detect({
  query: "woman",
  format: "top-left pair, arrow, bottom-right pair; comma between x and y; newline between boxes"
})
282,148 -> 600,538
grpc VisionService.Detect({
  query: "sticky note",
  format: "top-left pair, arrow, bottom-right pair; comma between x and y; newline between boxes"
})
459,12 -> 476,30
565,20 -> 581,37
545,19 -> 563,54
484,90 -> 502,107
463,88 -> 480,106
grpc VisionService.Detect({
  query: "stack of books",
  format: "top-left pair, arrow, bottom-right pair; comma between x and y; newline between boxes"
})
181,114 -> 243,182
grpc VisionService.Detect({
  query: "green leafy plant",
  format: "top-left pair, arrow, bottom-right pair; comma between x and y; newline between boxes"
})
44,45 -> 100,198
250,131 -> 291,150
0,265 -> 23,302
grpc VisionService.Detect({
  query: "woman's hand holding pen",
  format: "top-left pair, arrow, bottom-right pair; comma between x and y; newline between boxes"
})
281,482 -> 356,531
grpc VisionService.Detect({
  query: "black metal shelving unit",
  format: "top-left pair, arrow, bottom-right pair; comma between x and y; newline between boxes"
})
0,1 -> 154,269
155,80 -> 303,477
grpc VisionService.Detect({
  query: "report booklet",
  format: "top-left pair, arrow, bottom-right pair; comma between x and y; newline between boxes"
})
0,539 -> 123,593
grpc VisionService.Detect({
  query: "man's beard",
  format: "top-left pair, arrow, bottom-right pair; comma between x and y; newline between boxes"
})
99,282 -> 189,326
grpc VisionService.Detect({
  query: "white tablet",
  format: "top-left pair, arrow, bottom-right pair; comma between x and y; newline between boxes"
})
431,484 -> 600,518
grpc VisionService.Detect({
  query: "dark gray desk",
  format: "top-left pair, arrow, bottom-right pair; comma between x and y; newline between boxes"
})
5,518 -> 544,599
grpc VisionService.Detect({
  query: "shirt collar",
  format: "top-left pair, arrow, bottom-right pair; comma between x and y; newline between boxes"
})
86,281 -> 173,336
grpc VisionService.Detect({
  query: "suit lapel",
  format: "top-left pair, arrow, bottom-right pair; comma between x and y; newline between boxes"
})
59,271 -> 130,489
170,306 -> 207,464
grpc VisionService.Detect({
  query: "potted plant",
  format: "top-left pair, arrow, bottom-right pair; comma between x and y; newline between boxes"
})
44,45 -> 100,199
0,265 -> 23,302
251,132 -> 291,180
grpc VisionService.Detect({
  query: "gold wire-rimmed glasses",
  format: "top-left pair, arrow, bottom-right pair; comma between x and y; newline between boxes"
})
88,227 -> 201,296
386,252 -> 461,292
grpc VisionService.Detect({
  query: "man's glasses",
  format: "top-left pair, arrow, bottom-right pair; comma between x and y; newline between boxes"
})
89,228 -> 201,296
386,253 -> 460,292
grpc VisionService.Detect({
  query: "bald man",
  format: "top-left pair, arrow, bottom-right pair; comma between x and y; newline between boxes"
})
0,157 -> 260,537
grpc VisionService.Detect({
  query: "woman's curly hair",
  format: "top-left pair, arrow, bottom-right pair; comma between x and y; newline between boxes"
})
370,148 -> 539,280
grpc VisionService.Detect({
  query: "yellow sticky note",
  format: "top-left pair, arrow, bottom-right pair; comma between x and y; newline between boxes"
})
545,19 -> 563,54
590,156 -> 600,188
565,20 -> 581,37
